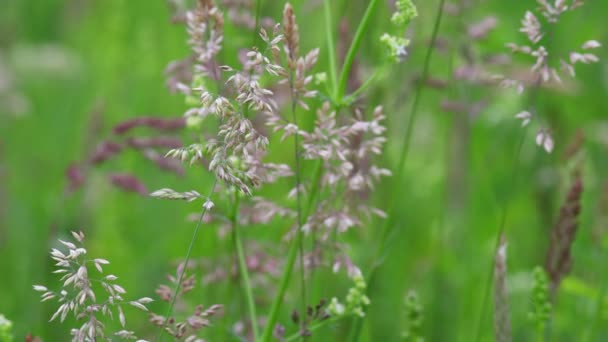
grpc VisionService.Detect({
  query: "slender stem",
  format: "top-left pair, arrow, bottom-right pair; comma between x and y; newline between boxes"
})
590,282 -> 607,340
374,0 -> 445,283
336,0 -> 379,102
537,323 -> 545,342
291,78 -> 308,341
323,0 -> 338,99
285,316 -> 342,342
232,192 -> 260,340
472,127 -> 527,342
260,161 -> 324,342
347,1 -> 445,340
158,179 -> 219,341
306,161 -> 324,213
252,0 -> 263,48
474,21 -> 554,339
308,159 -> 324,281
343,69 -> 381,105
261,51 -> 310,342
378,0 -> 444,291
258,10 -> 334,330
261,229 -> 299,341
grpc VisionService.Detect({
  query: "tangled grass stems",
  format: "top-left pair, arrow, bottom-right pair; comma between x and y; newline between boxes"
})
473,6 -> 564,332
262,0 -> 380,338
473,55 -> 551,341
158,178 -> 219,342
282,3 -> 309,338
347,1 -> 446,340
310,0 -> 338,286
260,3 -> 309,337
470,127 -> 528,342
426,1 -> 471,335
378,0 -> 445,251
160,3 -> 265,339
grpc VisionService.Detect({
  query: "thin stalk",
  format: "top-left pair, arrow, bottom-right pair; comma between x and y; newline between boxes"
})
343,68 -> 381,105
428,4 -> 466,338
472,127 -> 527,342
590,283 -> 607,340
291,83 -> 308,341
158,178 -> 219,341
218,240 -> 235,340
387,0 -> 445,231
347,1 -> 445,340
285,316 -> 342,342
306,161 -> 324,213
323,0 -> 338,99
260,229 -> 300,342
336,0 -> 379,102
537,323 -> 545,342
232,192 -> 260,340
261,57 -> 309,342
253,0 -> 263,48
308,159 -> 324,284
260,161 -> 324,342
474,21 -> 554,339
260,1 -> 346,330
374,0 -> 445,281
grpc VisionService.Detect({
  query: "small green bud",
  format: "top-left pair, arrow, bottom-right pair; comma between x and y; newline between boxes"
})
328,297 -> 345,316
381,0 -> 417,64
380,33 -> 410,63
314,72 -> 328,85
392,0 -> 418,27
186,115 -> 203,129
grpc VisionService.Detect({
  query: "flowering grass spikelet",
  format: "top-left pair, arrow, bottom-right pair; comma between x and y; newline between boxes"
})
33,232 -> 151,341
503,0 -> 600,153
528,266 -> 552,335
326,272 -> 370,319
493,236 -> 512,342
545,173 -> 583,296
380,0 -> 417,63
402,290 -> 424,342
392,0 -> 418,26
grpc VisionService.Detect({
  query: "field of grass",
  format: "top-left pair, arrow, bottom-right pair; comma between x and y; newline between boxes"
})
1,0 -> 607,341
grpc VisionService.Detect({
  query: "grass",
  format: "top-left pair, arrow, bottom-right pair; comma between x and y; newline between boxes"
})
1,0 -> 607,341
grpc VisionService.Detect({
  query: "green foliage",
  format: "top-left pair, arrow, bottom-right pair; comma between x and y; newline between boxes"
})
1,0 -> 607,341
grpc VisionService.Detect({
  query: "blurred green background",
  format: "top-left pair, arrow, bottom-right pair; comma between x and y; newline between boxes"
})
1,0 -> 607,341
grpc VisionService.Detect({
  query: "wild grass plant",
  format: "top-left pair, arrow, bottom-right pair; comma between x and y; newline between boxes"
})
0,0 -> 606,341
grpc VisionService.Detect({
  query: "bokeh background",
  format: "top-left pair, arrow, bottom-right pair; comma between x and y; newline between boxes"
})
1,0 -> 607,340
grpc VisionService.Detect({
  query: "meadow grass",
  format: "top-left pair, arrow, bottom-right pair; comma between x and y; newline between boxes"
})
1,0 -> 607,341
